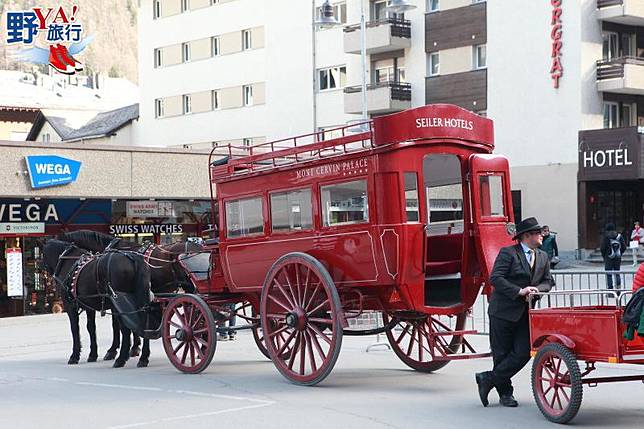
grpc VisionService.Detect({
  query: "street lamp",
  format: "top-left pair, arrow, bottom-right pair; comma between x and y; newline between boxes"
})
386,0 -> 417,14
315,0 -> 339,28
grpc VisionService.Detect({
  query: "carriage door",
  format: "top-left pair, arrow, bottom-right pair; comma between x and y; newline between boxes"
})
469,154 -> 515,289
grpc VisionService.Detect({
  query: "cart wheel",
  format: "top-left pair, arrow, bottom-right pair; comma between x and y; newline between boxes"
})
162,294 -> 217,374
233,301 -> 293,360
532,343 -> 583,424
260,252 -> 343,386
384,312 -> 466,372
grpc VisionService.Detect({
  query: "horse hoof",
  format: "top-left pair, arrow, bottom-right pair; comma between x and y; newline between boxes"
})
87,355 -> 98,363
113,359 -> 127,368
104,350 -> 117,361
130,347 -> 141,358
137,359 -> 149,368
68,357 -> 80,365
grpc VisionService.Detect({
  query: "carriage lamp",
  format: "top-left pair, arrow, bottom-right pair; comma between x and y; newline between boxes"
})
386,0 -> 417,13
315,0 -> 339,28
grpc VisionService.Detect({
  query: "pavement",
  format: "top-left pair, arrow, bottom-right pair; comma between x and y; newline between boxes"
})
1,314 -> 644,429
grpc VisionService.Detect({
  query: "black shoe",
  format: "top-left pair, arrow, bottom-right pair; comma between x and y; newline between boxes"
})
499,394 -> 518,407
475,372 -> 493,407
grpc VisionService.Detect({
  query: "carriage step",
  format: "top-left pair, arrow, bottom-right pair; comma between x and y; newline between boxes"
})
432,351 -> 492,361
433,329 -> 478,337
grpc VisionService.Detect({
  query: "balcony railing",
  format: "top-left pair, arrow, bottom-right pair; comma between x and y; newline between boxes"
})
343,81 -> 412,101
343,17 -> 411,39
596,56 -> 644,80
597,0 -> 623,8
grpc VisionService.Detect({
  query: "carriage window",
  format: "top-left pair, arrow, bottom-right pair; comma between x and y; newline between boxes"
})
423,154 -> 464,235
479,174 -> 505,218
225,197 -> 264,238
270,189 -> 313,232
404,172 -> 419,222
321,179 -> 368,227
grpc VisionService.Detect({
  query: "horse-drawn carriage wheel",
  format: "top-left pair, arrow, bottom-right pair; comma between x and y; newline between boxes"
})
162,294 -> 217,374
260,252 -> 343,386
384,312 -> 467,373
233,301 -> 293,360
532,343 -> 583,424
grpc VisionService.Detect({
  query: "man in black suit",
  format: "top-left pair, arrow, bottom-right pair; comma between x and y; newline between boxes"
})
475,217 -> 555,407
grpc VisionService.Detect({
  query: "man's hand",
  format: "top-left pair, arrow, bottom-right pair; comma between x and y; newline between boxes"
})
518,286 -> 539,297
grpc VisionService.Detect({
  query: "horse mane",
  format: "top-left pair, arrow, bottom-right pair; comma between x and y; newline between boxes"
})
160,241 -> 203,255
58,230 -> 138,252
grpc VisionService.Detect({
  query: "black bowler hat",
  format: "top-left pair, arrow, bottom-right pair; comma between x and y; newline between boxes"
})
513,217 -> 542,240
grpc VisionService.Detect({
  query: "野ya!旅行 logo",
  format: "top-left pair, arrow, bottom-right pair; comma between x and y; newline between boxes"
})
25,155 -> 82,189
3,4 -> 93,75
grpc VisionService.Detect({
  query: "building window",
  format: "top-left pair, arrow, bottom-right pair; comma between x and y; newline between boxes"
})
428,0 -> 439,12
212,90 -> 220,110
473,44 -> 486,69
154,48 -> 163,68
373,57 -> 405,83
183,94 -> 191,114
271,189 -> 313,232
211,0 -> 219,4
243,138 -> 252,147
155,98 -> 165,118
472,0 -> 486,3
243,85 -> 253,106
321,179 -> 369,227
42,133 -> 51,143
225,197 -> 264,238
622,103 -> 635,127
242,29 -> 252,50
318,66 -> 347,91
602,32 -> 619,61
603,102 -> 619,128
212,36 -> 220,56
404,172 -> 419,222
153,0 -> 162,19
182,42 -> 191,62
428,52 -> 439,76
181,0 -> 189,12
477,110 -> 487,117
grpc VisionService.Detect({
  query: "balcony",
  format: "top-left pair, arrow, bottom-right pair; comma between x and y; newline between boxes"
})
343,81 -> 411,114
597,0 -> 644,26
597,57 -> 644,94
343,18 -> 411,55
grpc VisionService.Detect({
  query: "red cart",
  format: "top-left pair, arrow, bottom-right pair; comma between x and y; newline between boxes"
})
529,290 -> 644,423
160,104 -> 518,385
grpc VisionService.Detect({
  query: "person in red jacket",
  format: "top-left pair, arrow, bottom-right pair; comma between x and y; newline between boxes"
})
633,263 -> 644,292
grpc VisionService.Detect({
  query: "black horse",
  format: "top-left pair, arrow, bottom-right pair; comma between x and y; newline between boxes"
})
42,239 -> 153,368
56,231 -> 201,360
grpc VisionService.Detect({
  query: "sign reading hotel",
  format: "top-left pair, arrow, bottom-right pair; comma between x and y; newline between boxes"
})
25,155 -> 81,189
6,248 -> 24,297
416,117 -> 474,131
295,158 -> 368,179
550,0 -> 564,88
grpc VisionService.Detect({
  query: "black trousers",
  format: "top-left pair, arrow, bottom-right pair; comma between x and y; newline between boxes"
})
604,258 -> 622,289
489,310 -> 531,396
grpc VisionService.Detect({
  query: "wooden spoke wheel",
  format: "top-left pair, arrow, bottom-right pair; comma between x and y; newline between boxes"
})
162,294 -> 217,374
232,301 -> 293,360
532,343 -> 583,424
384,312 -> 466,373
260,252 -> 343,386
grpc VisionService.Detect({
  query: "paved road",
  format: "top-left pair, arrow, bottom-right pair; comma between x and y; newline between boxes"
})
1,314 -> 643,429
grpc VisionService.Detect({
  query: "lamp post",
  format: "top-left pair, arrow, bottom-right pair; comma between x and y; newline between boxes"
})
313,1 -> 340,139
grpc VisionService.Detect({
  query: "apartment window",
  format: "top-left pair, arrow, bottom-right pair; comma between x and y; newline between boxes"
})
243,138 -> 252,147
473,44 -> 486,69
602,32 -> 619,61
155,98 -> 165,118
242,29 -> 252,50
183,94 -> 192,114
154,48 -> 163,68
153,0 -> 161,19
373,57 -> 405,83
321,179 -> 369,227
181,0 -> 189,12
318,66 -> 347,91
603,102 -> 619,129
212,90 -> 220,110
623,103 -> 635,127
243,85 -> 253,106
271,189 -> 313,232
212,36 -> 220,56
182,42 -> 191,62
225,197 -> 264,238
428,52 -> 439,76
42,133 -> 51,143
428,0 -> 439,12
317,126 -> 343,141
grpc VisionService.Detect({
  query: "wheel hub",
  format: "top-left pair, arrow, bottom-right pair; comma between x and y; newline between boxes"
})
285,308 -> 307,331
175,327 -> 192,341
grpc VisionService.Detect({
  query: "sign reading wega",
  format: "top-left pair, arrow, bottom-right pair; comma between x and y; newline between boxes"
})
25,155 -> 81,189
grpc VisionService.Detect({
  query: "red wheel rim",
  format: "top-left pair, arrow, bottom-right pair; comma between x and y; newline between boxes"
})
534,350 -> 573,417
385,313 -> 466,372
261,255 -> 342,385
162,296 -> 215,374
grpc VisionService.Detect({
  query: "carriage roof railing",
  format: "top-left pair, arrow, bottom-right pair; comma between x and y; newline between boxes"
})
209,121 -> 374,180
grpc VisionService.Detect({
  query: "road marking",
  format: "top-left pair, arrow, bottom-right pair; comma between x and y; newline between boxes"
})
74,381 -> 163,392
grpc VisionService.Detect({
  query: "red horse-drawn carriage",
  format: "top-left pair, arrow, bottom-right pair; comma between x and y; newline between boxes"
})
157,104 -> 517,385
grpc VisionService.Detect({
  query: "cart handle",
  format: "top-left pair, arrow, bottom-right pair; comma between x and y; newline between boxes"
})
528,289 -> 633,309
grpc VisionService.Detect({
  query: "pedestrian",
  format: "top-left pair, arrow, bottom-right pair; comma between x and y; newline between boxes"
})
631,221 -> 644,245
600,223 -> 627,290
475,217 -> 555,408
219,303 -> 237,341
539,225 -> 559,268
